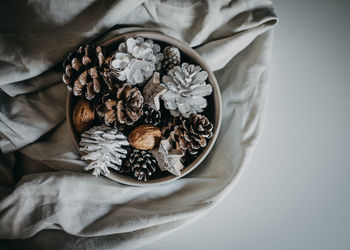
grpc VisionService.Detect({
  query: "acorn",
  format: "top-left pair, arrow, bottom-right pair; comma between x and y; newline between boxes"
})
72,98 -> 95,133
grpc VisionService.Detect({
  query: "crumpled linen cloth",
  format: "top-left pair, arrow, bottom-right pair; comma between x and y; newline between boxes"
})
0,0 -> 277,249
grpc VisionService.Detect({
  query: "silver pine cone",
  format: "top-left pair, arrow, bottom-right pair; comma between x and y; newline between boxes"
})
110,37 -> 163,85
161,63 -> 213,118
79,125 -> 129,176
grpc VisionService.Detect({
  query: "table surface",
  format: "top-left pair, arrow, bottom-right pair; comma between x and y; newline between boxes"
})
143,0 -> 350,249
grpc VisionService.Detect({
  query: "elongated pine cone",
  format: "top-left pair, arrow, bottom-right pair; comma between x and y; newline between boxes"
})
126,149 -> 159,181
143,104 -> 161,126
96,83 -> 144,128
162,46 -> 181,73
79,125 -> 129,176
63,44 -> 109,100
163,114 -> 214,155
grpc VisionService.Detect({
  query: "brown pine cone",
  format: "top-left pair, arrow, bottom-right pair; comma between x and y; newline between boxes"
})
161,117 -> 181,148
162,46 -> 181,73
143,104 -> 161,126
96,83 -> 144,128
125,149 -> 159,181
163,114 -> 214,155
95,93 -> 117,126
102,56 -> 121,88
62,44 -> 110,100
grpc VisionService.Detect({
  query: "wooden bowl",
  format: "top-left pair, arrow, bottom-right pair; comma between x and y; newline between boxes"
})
66,31 -> 222,186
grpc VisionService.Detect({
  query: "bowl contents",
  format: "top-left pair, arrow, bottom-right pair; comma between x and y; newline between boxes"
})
63,36 -> 215,182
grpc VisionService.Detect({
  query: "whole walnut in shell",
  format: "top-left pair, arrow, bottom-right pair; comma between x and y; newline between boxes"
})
72,98 -> 95,133
128,125 -> 161,150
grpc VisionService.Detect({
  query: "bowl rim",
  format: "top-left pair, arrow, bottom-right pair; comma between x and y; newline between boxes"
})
66,31 -> 222,186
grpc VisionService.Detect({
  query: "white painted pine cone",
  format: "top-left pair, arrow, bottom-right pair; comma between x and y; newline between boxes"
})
110,37 -> 163,85
79,125 -> 129,176
161,63 -> 213,118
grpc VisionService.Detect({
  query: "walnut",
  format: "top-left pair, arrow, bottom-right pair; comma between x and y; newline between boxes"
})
128,125 -> 161,150
72,98 -> 95,133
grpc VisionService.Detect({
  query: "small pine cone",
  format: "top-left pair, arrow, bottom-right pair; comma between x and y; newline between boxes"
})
96,83 -> 144,129
102,56 -> 121,89
62,44 -> 108,100
161,117 -> 177,139
162,46 -> 181,73
164,114 -> 214,155
126,149 -> 159,181
161,117 -> 181,148
143,104 -> 161,126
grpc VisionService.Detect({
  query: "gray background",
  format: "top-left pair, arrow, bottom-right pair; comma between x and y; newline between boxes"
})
143,0 -> 350,249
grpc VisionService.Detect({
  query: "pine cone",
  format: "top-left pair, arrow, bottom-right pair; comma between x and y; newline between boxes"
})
96,83 -> 144,128
163,114 -> 214,155
161,117 -> 181,148
143,104 -> 161,126
102,56 -> 121,88
79,125 -> 129,176
63,44 -> 109,100
161,63 -> 212,118
126,149 -> 159,181
162,46 -> 181,73
110,37 -> 164,85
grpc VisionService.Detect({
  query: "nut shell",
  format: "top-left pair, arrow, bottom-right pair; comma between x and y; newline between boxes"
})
72,98 -> 95,133
128,125 -> 161,150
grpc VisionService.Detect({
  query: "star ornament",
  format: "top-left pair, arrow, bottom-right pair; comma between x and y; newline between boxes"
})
151,140 -> 184,176
142,72 -> 167,110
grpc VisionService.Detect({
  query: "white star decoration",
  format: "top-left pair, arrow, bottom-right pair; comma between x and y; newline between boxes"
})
142,72 -> 167,110
152,140 -> 184,176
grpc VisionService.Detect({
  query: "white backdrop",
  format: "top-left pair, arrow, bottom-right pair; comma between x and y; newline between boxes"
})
143,0 -> 350,249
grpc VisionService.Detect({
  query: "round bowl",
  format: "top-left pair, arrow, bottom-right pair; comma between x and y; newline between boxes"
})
66,31 -> 222,186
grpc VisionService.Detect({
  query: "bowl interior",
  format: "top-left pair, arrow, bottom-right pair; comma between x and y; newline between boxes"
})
66,31 -> 222,186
